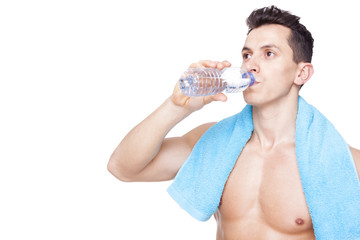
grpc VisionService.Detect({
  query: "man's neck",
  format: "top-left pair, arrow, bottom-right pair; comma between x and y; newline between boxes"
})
251,94 -> 299,150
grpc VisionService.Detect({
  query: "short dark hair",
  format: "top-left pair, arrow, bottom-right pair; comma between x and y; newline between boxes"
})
246,5 -> 314,63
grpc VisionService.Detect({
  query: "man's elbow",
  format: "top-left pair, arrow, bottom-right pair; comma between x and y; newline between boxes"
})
107,157 -> 136,182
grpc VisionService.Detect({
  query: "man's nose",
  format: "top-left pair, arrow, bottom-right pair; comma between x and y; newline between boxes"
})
245,58 -> 260,73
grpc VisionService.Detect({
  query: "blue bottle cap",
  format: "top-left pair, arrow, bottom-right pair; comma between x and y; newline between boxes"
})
242,72 -> 255,86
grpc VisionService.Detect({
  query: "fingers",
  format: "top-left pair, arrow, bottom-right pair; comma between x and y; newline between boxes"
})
220,60 -> 231,69
189,62 -> 206,68
198,60 -> 217,68
189,60 -> 232,70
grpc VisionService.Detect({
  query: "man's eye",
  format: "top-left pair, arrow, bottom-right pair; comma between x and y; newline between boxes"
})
243,53 -> 251,59
266,51 -> 275,57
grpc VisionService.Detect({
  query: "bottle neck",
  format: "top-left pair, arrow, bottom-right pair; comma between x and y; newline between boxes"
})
222,68 -> 255,93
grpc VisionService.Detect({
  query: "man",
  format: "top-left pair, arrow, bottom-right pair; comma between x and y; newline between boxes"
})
108,6 -> 360,239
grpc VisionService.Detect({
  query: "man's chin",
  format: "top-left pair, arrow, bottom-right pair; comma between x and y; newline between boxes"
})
243,92 -> 259,106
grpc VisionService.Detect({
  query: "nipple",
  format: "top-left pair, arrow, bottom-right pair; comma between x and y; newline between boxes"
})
295,218 -> 304,225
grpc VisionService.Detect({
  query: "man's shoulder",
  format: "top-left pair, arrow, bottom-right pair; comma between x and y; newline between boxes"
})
182,122 -> 217,148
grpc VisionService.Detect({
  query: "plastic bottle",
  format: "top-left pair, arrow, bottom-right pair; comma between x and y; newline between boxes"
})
179,67 -> 255,97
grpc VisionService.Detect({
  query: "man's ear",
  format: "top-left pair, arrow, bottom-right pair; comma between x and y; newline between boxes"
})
294,63 -> 314,86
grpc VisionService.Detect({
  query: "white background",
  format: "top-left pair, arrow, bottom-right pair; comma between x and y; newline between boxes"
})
0,0 -> 359,239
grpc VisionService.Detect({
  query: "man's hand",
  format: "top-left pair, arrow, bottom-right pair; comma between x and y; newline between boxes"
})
171,60 -> 231,112
108,60 -> 231,182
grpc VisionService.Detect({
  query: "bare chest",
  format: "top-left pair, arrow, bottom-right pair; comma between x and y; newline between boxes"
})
217,143 -> 314,237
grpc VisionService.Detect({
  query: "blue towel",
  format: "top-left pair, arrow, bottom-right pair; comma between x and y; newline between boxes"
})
167,96 -> 360,239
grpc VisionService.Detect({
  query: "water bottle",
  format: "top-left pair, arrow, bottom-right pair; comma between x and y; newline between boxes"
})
179,67 -> 255,97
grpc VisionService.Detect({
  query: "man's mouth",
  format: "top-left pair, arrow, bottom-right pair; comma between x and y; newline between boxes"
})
250,81 -> 260,86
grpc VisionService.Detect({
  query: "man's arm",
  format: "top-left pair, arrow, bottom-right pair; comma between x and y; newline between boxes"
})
107,60 -> 231,182
349,146 -> 360,180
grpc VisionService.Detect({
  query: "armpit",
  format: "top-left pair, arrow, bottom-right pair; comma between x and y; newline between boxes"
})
349,146 -> 360,180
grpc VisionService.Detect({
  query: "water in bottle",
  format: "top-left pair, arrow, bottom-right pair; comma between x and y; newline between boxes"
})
179,67 -> 255,97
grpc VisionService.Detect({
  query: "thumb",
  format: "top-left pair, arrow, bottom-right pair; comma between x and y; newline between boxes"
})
203,93 -> 228,105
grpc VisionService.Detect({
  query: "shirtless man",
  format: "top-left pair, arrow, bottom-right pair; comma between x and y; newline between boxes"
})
108,6 -> 360,239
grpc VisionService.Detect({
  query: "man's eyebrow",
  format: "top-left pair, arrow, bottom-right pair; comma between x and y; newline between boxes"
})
242,46 -> 251,52
242,44 -> 280,52
260,44 -> 280,50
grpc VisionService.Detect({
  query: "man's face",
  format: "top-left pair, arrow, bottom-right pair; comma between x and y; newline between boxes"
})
241,24 -> 300,106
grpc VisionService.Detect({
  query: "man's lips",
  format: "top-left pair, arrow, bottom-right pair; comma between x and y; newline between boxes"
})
250,81 -> 260,86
